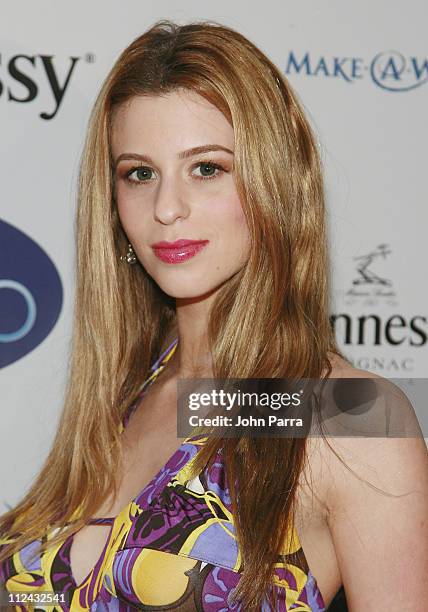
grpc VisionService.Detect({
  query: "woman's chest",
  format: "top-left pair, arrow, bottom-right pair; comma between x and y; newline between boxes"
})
98,381 -> 186,516
70,387 -> 189,586
68,436 -> 243,609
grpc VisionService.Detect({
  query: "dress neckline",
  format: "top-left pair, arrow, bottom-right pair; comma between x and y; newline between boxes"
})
67,335 -> 199,591
67,433 -> 197,591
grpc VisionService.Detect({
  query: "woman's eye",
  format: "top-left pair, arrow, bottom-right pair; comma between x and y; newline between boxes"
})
192,162 -> 223,180
124,161 -> 224,186
127,166 -> 154,183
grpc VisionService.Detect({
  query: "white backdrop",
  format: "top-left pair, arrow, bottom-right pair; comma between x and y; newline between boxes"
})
1,0 -> 427,512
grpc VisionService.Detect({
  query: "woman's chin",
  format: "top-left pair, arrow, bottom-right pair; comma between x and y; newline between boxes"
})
154,278 -> 223,302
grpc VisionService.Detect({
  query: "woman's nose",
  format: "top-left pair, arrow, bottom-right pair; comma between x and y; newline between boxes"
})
153,175 -> 191,225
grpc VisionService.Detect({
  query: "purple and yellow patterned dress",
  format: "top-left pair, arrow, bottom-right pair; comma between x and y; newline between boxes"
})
0,339 -> 326,611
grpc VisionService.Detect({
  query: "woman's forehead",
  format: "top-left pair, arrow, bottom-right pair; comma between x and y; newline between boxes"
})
111,91 -> 234,154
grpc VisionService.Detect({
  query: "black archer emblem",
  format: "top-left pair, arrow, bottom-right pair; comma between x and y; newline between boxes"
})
352,244 -> 392,286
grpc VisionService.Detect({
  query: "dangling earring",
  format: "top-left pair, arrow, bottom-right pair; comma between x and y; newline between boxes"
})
120,243 -> 137,265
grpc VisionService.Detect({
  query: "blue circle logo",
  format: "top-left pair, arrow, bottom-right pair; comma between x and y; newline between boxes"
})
0,220 -> 63,368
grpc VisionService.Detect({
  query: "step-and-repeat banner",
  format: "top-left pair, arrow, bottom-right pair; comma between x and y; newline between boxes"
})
1,1 -> 427,511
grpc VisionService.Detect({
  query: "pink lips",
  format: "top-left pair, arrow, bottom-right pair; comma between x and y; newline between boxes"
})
151,239 -> 209,264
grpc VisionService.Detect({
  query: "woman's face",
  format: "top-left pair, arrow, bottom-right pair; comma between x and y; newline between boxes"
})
111,89 -> 250,300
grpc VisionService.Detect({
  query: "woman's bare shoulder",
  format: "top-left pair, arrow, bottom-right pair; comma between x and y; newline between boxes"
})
304,354 -> 427,514
302,356 -> 428,609
326,350 -> 381,379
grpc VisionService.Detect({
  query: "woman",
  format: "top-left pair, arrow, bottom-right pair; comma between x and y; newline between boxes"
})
0,19 -> 427,612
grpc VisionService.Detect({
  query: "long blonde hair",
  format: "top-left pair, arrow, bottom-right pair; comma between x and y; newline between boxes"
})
0,19 -> 345,608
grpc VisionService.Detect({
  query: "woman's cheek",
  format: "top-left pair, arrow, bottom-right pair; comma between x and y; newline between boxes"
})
213,196 -> 250,264
230,197 -> 250,239
116,190 -> 145,232
231,199 -> 251,261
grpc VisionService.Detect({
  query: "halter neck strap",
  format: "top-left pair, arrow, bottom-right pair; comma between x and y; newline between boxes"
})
149,337 -> 179,372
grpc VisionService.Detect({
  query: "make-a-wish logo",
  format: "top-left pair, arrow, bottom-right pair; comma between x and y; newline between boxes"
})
284,50 -> 428,91
345,243 -> 397,306
0,220 -> 63,368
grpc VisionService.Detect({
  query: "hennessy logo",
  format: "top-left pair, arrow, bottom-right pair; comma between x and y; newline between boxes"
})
346,244 -> 396,300
0,52 -> 93,119
352,243 -> 392,287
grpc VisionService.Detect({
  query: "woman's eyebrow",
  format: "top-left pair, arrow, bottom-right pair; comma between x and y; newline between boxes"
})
178,144 -> 234,159
115,144 -> 234,168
